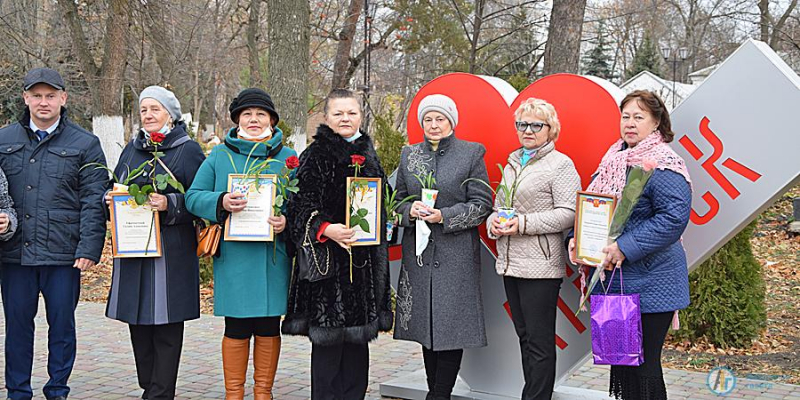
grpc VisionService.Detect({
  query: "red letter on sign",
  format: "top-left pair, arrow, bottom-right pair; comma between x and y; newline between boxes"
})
678,117 -> 762,225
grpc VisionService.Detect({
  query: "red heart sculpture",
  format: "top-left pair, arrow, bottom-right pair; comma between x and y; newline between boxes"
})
407,73 -> 622,254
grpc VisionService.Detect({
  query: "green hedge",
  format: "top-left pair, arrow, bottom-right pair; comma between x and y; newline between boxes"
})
374,110 -> 407,175
674,220 -> 766,348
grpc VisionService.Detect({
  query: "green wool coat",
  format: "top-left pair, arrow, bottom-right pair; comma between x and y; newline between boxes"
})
186,128 -> 296,318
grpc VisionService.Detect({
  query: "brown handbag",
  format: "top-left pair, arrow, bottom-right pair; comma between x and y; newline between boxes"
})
196,223 -> 222,258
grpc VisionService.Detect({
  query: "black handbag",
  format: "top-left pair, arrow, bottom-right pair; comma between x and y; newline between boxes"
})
296,211 -> 333,282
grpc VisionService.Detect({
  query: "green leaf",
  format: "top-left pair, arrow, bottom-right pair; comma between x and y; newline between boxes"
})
168,180 -> 185,193
357,208 -> 368,217
289,178 -> 299,186
287,187 -> 299,193
358,219 -> 370,233
156,181 -> 168,190
274,196 -> 284,207
129,184 -> 140,197
221,150 -> 238,174
134,193 -> 148,205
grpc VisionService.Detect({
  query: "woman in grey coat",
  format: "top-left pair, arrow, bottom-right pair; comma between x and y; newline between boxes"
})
393,94 -> 492,400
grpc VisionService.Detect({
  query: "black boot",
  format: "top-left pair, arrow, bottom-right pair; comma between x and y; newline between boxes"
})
422,346 -> 438,398
432,358 -> 461,400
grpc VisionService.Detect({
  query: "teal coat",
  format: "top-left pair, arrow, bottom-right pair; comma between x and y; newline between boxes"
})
186,128 -> 296,318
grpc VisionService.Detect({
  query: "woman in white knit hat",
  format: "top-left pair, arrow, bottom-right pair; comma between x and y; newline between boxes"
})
392,93 -> 493,400
104,85 -> 206,400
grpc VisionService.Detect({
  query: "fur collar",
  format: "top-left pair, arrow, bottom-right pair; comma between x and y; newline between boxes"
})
311,124 -> 381,170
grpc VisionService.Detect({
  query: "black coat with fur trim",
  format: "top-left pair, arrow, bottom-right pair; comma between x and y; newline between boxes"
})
281,124 -> 393,345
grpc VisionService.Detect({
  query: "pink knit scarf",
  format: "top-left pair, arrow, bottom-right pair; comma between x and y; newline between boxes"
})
586,132 -> 691,198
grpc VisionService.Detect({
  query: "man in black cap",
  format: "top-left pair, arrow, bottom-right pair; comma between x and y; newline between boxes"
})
0,67 -> 108,400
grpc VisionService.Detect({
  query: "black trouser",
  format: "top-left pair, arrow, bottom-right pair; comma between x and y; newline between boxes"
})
310,342 -> 369,400
609,311 -> 673,400
422,347 -> 463,399
223,316 -> 281,339
504,276 -> 562,400
129,322 -> 185,400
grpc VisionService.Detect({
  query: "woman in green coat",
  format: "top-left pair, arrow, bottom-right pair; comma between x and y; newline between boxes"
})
185,88 -> 297,400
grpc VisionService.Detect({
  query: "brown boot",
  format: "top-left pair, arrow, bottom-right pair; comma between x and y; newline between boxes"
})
222,336 -> 250,400
253,336 -> 281,400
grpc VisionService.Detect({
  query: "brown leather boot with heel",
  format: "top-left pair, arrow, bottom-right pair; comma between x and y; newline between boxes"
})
222,336 -> 251,400
253,336 -> 281,400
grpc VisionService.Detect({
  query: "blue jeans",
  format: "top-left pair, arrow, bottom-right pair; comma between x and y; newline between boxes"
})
1,264 -> 80,400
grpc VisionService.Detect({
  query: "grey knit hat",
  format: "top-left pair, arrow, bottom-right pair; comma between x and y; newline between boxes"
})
139,86 -> 182,121
417,94 -> 458,129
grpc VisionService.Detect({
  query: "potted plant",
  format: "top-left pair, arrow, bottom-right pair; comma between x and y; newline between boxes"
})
463,163 -> 533,228
384,184 -> 417,243
414,171 -> 437,215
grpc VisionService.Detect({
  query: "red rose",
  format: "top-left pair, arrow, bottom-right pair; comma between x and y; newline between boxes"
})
150,132 -> 166,144
285,156 -> 300,170
350,154 -> 366,166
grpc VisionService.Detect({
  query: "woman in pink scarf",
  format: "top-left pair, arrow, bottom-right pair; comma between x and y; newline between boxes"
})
569,90 -> 692,400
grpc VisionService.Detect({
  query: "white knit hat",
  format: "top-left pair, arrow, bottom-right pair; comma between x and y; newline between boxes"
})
417,94 -> 458,129
139,86 -> 182,121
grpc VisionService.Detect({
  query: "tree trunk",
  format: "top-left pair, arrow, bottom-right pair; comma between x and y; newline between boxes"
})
468,0 -> 486,74
58,0 -> 129,170
759,0 -> 770,43
267,0 -> 310,153
542,0 -> 587,75
247,0 -> 264,86
140,1 -> 190,101
331,0 -> 364,90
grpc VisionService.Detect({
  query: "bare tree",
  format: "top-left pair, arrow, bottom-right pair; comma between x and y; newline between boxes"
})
247,0 -> 265,86
58,0 -> 130,169
543,0 -> 587,74
331,0 -> 365,89
267,0 -> 310,152
759,0 -> 799,49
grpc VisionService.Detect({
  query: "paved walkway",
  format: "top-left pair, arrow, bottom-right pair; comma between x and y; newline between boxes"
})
0,301 -> 798,399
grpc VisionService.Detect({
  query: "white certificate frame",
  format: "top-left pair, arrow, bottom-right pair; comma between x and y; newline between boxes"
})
224,173 -> 277,242
109,192 -> 163,258
574,191 -> 616,266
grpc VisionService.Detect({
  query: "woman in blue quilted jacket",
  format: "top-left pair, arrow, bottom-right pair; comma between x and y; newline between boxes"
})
568,90 -> 692,400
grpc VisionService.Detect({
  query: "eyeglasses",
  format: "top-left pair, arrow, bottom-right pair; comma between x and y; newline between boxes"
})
515,121 -> 549,133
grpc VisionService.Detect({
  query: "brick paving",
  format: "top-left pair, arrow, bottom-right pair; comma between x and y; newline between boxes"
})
0,300 -> 798,399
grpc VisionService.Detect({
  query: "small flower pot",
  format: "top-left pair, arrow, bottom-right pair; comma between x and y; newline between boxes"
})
497,207 -> 516,228
386,221 -> 395,242
421,188 -> 438,209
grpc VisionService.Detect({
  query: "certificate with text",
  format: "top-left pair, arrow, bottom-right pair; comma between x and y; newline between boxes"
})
224,174 -> 276,242
109,193 -> 162,258
574,191 -> 616,266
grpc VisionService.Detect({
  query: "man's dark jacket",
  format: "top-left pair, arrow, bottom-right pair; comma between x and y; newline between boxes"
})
0,107 -> 108,266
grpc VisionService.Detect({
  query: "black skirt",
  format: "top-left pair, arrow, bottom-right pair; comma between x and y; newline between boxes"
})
609,311 -> 674,400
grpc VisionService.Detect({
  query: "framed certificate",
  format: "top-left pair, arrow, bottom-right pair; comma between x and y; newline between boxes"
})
345,177 -> 382,246
574,191 -> 616,266
224,174 -> 277,242
109,192 -> 163,258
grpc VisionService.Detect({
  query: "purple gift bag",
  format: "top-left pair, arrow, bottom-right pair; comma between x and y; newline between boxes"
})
590,268 -> 644,366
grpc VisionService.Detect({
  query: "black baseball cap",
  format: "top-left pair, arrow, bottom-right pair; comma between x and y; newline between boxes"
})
23,68 -> 65,91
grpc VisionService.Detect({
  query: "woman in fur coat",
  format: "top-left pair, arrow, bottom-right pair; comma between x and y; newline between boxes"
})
282,89 -> 393,400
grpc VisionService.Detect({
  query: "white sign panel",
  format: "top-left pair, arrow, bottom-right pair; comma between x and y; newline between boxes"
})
671,39 -> 800,269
